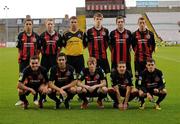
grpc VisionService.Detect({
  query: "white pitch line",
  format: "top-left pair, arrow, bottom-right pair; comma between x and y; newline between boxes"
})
155,55 -> 180,63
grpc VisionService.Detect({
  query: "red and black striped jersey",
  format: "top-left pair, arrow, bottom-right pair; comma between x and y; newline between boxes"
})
132,29 -> 155,62
40,31 -> 62,55
87,27 -> 109,60
110,29 -> 132,64
16,31 -> 40,63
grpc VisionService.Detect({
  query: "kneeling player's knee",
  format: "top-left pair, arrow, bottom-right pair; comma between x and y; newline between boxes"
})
108,88 -> 115,94
18,89 -> 24,95
139,90 -> 145,97
131,88 -> 138,93
101,87 -> 108,93
160,89 -> 167,95
70,87 -> 76,94
108,88 -> 116,97
82,88 -> 87,93
76,87 -> 83,94
47,88 -> 52,94
39,86 -> 49,94
131,89 -> 139,96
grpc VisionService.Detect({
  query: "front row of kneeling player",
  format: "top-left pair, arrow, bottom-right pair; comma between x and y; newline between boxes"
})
17,53 -> 167,110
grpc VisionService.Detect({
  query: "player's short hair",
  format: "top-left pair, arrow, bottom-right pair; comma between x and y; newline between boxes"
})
57,52 -> 67,60
146,58 -> 155,64
116,16 -> 125,23
93,12 -> 103,18
118,61 -> 126,64
87,57 -> 97,65
70,16 -> 77,20
45,18 -> 54,23
24,15 -> 33,24
65,14 -> 69,18
117,61 -> 126,65
138,17 -> 145,22
30,55 -> 39,61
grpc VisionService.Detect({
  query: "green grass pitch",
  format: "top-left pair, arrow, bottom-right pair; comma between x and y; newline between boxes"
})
0,47 -> 180,124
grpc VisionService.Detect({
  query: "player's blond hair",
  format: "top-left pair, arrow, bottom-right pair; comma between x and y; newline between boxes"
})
87,57 -> 97,65
45,18 -> 54,24
93,12 -> 103,18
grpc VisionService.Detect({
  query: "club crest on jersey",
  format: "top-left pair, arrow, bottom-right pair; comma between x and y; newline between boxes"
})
95,74 -> 100,80
155,76 -> 160,82
21,38 -> 25,42
66,71 -> 71,76
102,31 -> 106,36
146,34 -> 150,39
33,38 -> 36,43
85,76 -> 90,81
55,36 -> 59,41
125,34 -> 129,39
38,74 -> 43,80
124,79 -> 129,84
77,34 -> 82,38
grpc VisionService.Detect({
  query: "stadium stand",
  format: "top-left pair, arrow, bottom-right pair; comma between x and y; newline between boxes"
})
146,12 -> 180,44
0,18 -> 69,47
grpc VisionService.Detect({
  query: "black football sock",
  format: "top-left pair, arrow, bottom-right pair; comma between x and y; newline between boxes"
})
108,89 -> 118,104
33,93 -> 38,101
65,92 -> 75,102
20,94 -> 28,103
139,96 -> 145,105
48,92 -> 59,103
39,93 -> 46,103
98,92 -> 107,101
156,93 -> 167,105
78,93 -> 87,102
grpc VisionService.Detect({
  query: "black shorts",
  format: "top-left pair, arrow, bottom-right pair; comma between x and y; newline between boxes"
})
67,55 -> 85,74
97,58 -> 110,74
112,62 -> 132,75
26,83 -> 40,90
134,61 -> 146,77
24,84 -> 40,96
19,59 -> 29,73
143,88 -> 160,96
118,88 -> 127,97
41,54 -> 57,72
50,88 -> 71,96
85,88 -> 99,97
